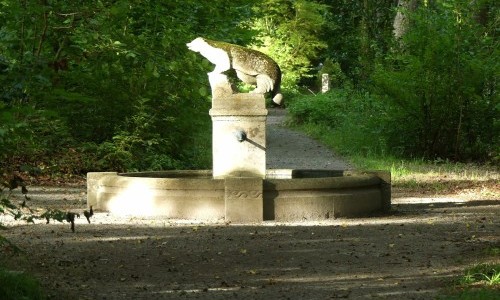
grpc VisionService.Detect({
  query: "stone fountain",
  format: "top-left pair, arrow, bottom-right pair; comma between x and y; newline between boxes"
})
87,38 -> 390,223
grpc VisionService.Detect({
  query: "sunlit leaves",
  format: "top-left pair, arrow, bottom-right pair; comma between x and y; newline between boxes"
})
251,0 -> 328,89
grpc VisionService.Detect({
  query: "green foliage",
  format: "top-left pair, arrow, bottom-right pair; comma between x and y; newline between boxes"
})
317,0 -> 396,82
439,289 -> 500,300
0,0 -> 254,173
460,264 -> 500,286
287,87 -> 389,157
315,58 -> 347,90
439,263 -> 500,300
0,105 -> 75,174
1,0 -> 498,173
373,1 -> 498,161
251,0 -> 328,90
484,247 -> 500,256
0,267 -> 45,300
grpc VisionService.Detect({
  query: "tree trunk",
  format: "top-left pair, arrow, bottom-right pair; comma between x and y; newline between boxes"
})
392,0 -> 419,39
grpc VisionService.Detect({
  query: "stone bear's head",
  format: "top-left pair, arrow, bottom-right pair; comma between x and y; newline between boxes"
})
186,37 -> 208,53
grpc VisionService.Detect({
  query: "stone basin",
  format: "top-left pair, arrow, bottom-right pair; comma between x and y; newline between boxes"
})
87,92 -> 391,223
87,170 -> 390,222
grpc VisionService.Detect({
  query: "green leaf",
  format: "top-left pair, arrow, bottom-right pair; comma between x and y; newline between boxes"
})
198,87 -> 208,97
153,67 -> 160,78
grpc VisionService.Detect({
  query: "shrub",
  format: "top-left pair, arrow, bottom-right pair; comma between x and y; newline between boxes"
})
0,268 -> 45,300
373,2 -> 498,161
287,87 -> 389,157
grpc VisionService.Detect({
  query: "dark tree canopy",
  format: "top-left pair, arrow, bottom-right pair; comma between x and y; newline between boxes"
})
0,0 -> 497,174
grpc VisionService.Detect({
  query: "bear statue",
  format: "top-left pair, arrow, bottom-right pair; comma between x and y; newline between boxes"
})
187,37 -> 283,106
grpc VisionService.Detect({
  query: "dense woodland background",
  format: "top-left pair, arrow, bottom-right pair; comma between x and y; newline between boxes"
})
0,0 -> 498,175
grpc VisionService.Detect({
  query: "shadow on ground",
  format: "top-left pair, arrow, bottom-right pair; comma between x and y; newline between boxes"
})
3,198 -> 499,300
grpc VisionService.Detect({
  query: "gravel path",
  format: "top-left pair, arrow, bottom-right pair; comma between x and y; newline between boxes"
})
266,108 -> 350,170
1,109 -> 499,300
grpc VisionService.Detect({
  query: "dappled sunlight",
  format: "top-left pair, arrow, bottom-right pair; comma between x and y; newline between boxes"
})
155,286 -> 251,295
390,162 -> 498,195
248,268 -> 462,298
105,182 -> 160,216
392,164 -> 499,197
393,177 -> 499,202
3,209 -> 498,299
393,196 -> 467,205
190,202 -> 224,221
83,235 -> 156,243
149,269 -> 462,298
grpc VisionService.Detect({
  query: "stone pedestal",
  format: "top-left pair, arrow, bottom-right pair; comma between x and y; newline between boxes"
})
209,90 -> 267,179
225,177 -> 263,223
208,73 -> 267,222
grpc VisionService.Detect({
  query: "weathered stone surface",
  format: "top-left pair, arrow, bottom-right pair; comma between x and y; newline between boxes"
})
208,73 -> 233,99
187,37 -> 283,105
86,70 -> 392,222
211,93 -> 266,111
210,93 -> 267,179
94,173 -> 225,219
345,170 -> 391,212
87,170 -> 390,220
87,172 -> 117,210
225,177 -> 263,223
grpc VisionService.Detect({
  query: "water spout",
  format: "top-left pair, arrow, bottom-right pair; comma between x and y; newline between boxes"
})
234,130 -> 247,142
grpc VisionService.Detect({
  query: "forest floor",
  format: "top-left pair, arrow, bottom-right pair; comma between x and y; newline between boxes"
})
2,108 -> 499,299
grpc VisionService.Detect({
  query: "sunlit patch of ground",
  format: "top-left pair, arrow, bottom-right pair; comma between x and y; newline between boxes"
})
393,166 -> 499,201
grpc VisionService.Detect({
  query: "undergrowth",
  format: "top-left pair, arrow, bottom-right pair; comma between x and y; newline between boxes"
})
286,90 -> 499,197
287,119 -> 499,194
1,173 -> 67,300
439,256 -> 500,300
0,267 -> 45,300
460,263 -> 500,286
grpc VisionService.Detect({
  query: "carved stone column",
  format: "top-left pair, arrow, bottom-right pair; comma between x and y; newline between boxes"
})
209,73 -> 268,179
208,73 -> 266,222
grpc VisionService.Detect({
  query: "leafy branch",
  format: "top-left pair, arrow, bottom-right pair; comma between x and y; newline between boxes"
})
0,172 -> 94,253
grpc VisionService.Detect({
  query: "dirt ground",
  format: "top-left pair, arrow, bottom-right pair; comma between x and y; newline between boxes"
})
1,109 -> 499,299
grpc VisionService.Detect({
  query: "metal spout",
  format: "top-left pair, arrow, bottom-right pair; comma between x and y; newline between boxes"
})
234,130 -> 247,142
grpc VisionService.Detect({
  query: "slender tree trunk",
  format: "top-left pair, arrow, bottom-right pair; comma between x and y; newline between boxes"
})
19,0 -> 28,63
36,10 -> 48,58
393,0 -> 419,39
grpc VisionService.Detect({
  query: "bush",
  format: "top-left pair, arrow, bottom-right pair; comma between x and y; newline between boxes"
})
287,87 -> 389,157
0,106 -> 75,170
373,2 -> 498,161
0,0 -> 251,174
315,58 -> 347,91
0,268 -> 45,300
